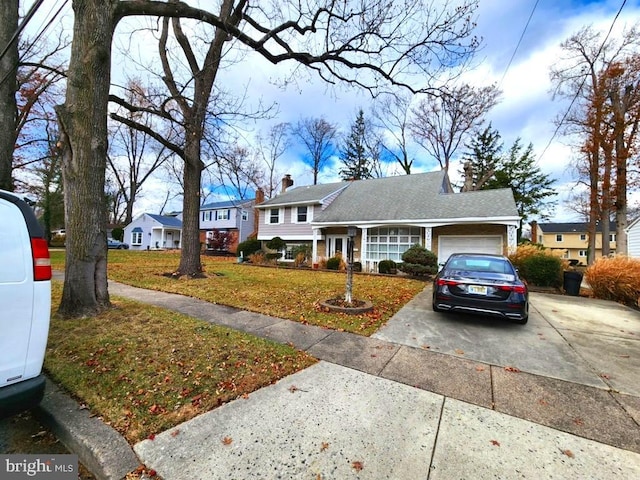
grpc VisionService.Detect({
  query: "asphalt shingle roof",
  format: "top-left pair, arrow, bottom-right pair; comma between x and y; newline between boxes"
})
146,213 -> 183,228
258,182 -> 348,207
312,171 -> 518,223
539,222 -> 616,233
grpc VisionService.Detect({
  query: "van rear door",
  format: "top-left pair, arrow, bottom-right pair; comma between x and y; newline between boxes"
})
0,196 -> 36,388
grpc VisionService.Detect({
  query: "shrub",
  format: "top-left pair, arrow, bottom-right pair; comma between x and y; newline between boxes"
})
585,256 -> 640,306
326,256 -> 342,270
519,254 -> 563,287
266,236 -> 286,252
111,227 -> 124,241
378,259 -> 397,274
237,238 -> 262,258
248,252 -> 266,264
398,244 -> 438,276
292,244 -> 312,267
509,244 -> 569,276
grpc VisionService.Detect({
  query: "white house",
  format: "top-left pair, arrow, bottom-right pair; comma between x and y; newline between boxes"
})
625,217 -> 640,258
124,213 -> 183,251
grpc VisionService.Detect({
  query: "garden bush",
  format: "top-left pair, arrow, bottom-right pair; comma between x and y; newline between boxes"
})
509,243 -> 569,277
519,254 -> 563,287
266,236 -> 286,252
585,256 -> 640,306
326,256 -> 342,270
398,244 -> 438,276
237,238 -> 262,258
378,259 -> 397,274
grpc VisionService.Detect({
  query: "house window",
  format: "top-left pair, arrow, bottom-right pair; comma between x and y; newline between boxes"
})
216,209 -> 230,221
131,231 -> 143,245
580,234 -> 586,241
579,250 -> 587,257
297,206 -> 308,223
241,210 -> 248,221
202,211 -> 213,222
269,208 -> 279,224
610,233 -> 616,242
556,234 -> 563,242
366,226 -> 421,262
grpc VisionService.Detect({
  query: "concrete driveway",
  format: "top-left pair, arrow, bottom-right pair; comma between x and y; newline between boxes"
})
373,288 -> 640,397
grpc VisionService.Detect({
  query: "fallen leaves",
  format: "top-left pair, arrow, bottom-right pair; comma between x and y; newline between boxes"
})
504,366 -> 521,373
490,439 -> 500,447
351,461 -> 364,471
475,365 -> 485,372
222,436 -> 233,445
455,349 -> 465,355
560,449 -> 575,458
320,442 -> 330,452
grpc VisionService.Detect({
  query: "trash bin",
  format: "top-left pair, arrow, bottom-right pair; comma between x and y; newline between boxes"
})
563,271 -> 583,296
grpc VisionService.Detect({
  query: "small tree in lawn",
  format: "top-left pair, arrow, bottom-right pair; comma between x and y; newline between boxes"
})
208,229 -> 232,251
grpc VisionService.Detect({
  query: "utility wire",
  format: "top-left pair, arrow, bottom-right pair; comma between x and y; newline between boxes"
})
499,0 -> 540,88
538,0 -> 628,162
0,0 -> 46,63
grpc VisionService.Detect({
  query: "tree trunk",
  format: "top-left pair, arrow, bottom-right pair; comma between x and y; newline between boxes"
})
601,143 -> 612,257
56,0 -> 116,317
0,0 -> 18,190
176,138 -> 204,276
615,134 -> 628,255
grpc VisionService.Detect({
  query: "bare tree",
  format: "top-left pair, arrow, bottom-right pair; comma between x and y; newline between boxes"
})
291,117 -> 337,184
372,93 -> 415,174
255,123 -> 290,196
410,83 -> 500,172
551,24 -> 640,261
108,80 -> 170,225
0,0 -> 18,190
216,144 -> 266,200
56,0 -> 481,317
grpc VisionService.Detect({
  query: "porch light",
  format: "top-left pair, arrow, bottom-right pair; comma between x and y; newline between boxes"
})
347,225 -> 357,238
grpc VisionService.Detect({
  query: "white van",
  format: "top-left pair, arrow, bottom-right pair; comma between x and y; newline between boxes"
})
0,189 -> 52,418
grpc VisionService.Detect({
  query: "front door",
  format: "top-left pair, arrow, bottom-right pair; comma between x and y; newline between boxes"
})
326,235 -> 348,258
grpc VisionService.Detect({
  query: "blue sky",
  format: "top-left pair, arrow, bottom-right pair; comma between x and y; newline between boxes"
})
24,0 -> 640,221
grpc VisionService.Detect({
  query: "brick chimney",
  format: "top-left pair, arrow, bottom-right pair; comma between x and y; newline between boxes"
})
252,188 -> 265,238
281,174 -> 294,193
530,221 -> 538,244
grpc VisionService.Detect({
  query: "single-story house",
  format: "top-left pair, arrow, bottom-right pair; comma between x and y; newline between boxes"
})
531,221 -> 617,264
256,171 -> 520,272
124,213 -> 183,251
199,199 -> 255,253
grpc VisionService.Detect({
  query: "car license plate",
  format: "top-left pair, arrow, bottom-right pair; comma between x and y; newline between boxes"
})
468,285 -> 487,295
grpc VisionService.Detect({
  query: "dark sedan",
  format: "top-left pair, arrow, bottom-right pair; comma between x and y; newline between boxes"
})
432,253 -> 528,324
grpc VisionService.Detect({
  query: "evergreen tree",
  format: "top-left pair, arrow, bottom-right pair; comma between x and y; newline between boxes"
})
485,138 -> 556,233
460,125 -> 502,191
339,109 -> 374,180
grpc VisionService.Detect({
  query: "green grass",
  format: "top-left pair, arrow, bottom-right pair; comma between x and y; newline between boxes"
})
46,281 -> 315,444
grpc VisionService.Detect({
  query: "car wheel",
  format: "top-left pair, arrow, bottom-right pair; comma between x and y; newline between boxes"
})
432,293 -> 443,312
513,315 -> 528,325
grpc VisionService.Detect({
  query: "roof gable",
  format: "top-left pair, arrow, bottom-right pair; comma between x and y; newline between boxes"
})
258,182 -> 348,208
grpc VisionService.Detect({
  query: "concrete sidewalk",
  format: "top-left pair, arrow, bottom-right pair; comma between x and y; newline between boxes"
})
39,279 -> 640,479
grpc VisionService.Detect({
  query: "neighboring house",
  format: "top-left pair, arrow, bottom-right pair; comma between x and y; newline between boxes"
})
531,221 -> 617,264
256,171 -> 520,272
625,218 -> 640,258
199,199 -> 255,253
124,213 -> 183,251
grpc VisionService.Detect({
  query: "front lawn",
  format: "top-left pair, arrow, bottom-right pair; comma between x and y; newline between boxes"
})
46,281 -> 316,444
50,251 -> 427,336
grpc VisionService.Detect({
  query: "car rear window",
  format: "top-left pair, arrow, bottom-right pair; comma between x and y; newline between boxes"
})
446,257 -> 514,275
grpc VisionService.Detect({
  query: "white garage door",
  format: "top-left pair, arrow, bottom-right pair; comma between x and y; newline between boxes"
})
438,235 -> 502,264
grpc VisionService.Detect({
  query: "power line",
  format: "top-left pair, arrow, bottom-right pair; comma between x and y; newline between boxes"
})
0,0 -> 46,63
538,0 -> 628,162
499,0 -> 540,88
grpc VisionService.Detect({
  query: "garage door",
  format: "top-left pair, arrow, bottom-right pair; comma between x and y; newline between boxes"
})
438,235 -> 502,264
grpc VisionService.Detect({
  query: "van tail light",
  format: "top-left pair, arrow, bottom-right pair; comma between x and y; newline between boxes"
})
31,237 -> 52,281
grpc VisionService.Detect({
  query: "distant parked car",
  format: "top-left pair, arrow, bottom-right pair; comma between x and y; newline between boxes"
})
0,189 -> 52,418
107,238 -> 129,249
432,253 -> 529,324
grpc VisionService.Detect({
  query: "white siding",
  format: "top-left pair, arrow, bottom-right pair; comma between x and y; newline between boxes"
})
627,222 -> 640,258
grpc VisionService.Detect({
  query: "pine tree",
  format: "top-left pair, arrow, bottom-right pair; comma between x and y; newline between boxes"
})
460,125 -> 503,191
339,109 -> 373,180
485,138 -> 556,232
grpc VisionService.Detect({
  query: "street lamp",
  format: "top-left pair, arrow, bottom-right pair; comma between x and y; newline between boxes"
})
345,226 -> 357,304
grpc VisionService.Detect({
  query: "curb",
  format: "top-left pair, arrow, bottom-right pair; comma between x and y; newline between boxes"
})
35,378 -> 140,480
